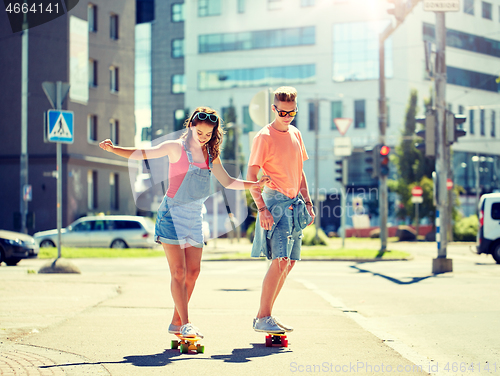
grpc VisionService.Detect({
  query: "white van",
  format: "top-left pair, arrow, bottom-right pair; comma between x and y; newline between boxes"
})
476,193 -> 500,263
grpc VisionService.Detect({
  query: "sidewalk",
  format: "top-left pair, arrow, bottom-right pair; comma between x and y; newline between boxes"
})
0,258 -> 429,375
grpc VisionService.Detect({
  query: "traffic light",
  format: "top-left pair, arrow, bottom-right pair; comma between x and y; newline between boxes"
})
364,145 -> 380,178
335,159 -> 343,183
415,111 -> 436,157
387,0 -> 406,22
446,111 -> 467,145
379,145 -> 391,176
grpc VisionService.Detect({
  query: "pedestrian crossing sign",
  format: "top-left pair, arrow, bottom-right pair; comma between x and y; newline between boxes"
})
47,110 -> 74,144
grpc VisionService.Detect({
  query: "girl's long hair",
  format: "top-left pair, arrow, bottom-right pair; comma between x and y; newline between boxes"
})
182,107 -> 224,159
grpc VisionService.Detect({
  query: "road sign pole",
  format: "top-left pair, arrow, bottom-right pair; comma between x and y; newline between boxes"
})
313,99 -> 320,243
20,25 -> 29,234
379,30 -> 389,252
341,157 -> 348,248
56,81 -> 62,259
415,202 -> 419,240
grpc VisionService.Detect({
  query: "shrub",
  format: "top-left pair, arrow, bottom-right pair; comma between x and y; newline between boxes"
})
302,225 -> 328,246
453,215 -> 478,241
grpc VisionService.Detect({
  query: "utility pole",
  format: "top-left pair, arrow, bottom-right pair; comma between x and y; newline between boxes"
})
20,14 -> 29,234
432,12 -> 453,273
379,0 -> 421,251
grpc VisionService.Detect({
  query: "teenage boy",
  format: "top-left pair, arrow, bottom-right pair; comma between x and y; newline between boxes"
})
247,86 -> 315,333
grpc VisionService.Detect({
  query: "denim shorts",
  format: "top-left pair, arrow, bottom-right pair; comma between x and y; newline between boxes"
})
155,197 -> 204,248
266,205 -> 303,261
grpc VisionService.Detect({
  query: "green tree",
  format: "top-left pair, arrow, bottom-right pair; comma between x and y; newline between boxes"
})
222,98 -> 237,162
388,89 -> 435,223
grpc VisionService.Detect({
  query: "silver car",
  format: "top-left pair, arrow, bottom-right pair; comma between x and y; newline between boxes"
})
34,215 -> 157,248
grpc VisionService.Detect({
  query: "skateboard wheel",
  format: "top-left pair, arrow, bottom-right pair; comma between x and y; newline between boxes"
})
265,335 -> 272,347
282,337 -> 288,347
180,343 -> 189,354
171,340 -> 179,349
196,344 -> 205,354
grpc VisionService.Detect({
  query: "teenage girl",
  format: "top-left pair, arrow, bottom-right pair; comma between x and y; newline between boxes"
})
100,107 -> 270,338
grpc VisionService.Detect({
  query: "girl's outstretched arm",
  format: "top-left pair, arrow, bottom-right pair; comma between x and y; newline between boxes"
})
211,156 -> 270,190
99,139 -> 181,161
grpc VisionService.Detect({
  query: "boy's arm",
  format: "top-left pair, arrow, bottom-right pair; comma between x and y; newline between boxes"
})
300,170 -> 316,225
247,165 -> 274,231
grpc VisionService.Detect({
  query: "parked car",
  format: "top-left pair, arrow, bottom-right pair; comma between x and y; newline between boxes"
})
0,230 -> 39,266
477,193 -> 500,263
34,215 -> 157,249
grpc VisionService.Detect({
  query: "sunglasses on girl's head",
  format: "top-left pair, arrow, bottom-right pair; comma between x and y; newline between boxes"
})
273,105 -> 298,118
194,112 -> 219,123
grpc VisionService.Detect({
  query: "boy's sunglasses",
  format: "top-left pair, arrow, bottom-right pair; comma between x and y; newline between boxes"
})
273,105 -> 298,118
194,112 -> 219,123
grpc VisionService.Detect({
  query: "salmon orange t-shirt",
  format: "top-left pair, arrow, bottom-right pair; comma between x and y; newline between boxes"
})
248,124 -> 308,198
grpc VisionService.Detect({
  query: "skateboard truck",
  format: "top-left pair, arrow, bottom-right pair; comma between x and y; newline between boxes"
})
171,334 -> 204,354
265,332 -> 288,347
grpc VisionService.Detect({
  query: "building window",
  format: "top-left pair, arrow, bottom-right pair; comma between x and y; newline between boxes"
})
333,22 -> 393,82
110,14 -> 119,39
89,59 -> 98,87
110,66 -> 119,92
88,4 -> 97,32
469,109 -> 475,134
480,109 -> 486,135
423,23 -> 500,59
110,119 -> 119,145
136,0 -> 155,23
447,66 -> 500,93
174,109 -> 186,131
491,110 -> 496,137
198,0 -> 221,17
482,1 -> 492,19
172,74 -> 186,94
354,100 -> 366,129
268,0 -> 282,10
331,101 -> 342,130
458,105 -> 465,130
172,39 -> 184,58
88,115 -> 98,142
110,173 -> 119,211
464,0 -> 474,14
199,26 -> 315,53
242,106 -> 253,133
88,170 -> 98,210
308,102 -> 316,131
238,0 -> 245,13
172,3 -> 184,22
301,0 -> 315,6
198,64 -> 315,90
141,127 -> 151,141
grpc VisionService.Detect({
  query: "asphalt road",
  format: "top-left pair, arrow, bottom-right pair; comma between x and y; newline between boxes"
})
0,241 -> 498,375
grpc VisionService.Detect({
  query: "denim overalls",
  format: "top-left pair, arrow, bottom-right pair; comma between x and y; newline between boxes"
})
155,140 -> 213,248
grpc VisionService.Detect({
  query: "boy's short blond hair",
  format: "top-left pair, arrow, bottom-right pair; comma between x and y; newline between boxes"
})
274,86 -> 297,104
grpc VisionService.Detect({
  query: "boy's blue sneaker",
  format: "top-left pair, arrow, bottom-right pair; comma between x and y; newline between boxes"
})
273,316 -> 293,332
253,316 -> 284,333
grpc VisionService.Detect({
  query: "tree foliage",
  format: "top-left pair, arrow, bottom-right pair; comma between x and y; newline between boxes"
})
388,89 -> 436,222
